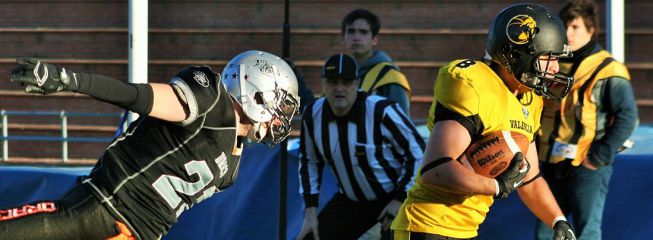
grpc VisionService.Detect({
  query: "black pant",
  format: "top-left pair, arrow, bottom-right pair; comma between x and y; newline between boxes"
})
0,184 -> 119,240
304,193 -> 393,240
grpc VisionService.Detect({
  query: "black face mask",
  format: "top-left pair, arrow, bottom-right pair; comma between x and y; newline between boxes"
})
516,50 -> 574,101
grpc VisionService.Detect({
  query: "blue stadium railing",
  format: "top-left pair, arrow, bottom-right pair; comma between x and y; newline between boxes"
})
0,110 -> 123,162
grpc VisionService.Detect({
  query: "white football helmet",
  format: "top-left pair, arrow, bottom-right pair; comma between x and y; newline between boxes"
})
222,50 -> 300,145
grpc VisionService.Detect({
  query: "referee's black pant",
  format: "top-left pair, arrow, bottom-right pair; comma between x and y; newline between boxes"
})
304,192 -> 394,240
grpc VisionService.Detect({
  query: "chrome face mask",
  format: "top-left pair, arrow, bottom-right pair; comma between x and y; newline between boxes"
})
259,88 -> 299,146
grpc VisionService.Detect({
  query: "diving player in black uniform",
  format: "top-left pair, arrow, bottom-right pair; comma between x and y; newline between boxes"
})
1,50 -> 300,240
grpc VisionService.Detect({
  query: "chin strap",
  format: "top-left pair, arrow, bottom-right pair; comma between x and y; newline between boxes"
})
247,122 -> 265,143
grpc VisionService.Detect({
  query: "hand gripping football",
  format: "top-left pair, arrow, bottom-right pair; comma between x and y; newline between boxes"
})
458,130 -> 530,178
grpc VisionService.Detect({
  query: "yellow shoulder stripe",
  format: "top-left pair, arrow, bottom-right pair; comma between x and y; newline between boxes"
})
360,62 -> 412,95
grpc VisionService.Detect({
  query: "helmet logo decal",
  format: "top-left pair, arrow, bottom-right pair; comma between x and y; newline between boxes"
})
192,71 -> 210,87
506,15 -> 537,45
254,59 -> 274,77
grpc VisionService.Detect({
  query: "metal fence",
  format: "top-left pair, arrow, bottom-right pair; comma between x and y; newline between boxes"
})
0,110 -> 123,162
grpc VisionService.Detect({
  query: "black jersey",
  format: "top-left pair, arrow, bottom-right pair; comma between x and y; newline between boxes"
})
83,66 -> 242,240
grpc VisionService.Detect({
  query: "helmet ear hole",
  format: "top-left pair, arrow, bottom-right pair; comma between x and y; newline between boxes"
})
501,43 -> 512,56
511,51 -> 520,60
253,92 -> 265,104
527,44 -> 537,54
501,44 -> 519,60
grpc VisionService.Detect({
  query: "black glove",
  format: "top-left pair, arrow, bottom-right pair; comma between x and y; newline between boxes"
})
495,152 -> 530,199
553,220 -> 576,240
10,58 -> 79,94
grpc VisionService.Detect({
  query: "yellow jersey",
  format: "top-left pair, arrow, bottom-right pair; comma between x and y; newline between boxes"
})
391,59 -> 542,238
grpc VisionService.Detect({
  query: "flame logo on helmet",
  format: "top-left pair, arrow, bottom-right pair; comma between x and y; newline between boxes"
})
506,15 -> 537,45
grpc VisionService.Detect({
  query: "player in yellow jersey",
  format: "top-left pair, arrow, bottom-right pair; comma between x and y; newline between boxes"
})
391,3 -> 577,240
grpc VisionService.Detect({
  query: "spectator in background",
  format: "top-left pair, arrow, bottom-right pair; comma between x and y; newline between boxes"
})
536,0 -> 638,239
341,9 -> 412,116
296,54 -> 424,240
391,3 -> 577,240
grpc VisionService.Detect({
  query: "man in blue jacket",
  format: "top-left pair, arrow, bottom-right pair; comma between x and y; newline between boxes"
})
536,1 -> 638,239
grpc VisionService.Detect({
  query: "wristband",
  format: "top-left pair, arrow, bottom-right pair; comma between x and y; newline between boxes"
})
552,216 -> 567,228
494,179 -> 500,196
303,194 -> 319,208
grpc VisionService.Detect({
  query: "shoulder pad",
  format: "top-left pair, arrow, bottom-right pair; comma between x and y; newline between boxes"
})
170,66 -> 221,125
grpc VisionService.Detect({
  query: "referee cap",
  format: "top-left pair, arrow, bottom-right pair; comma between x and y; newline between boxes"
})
322,53 -> 358,80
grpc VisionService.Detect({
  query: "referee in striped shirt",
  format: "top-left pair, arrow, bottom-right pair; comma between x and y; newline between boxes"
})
296,54 -> 425,240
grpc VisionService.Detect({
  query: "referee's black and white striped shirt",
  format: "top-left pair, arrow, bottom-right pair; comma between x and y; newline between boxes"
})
299,91 -> 425,208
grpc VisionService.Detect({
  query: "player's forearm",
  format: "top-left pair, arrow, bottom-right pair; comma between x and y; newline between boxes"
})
76,74 -> 186,122
517,177 -> 563,228
420,120 -> 495,195
11,59 -> 159,117
73,72 -> 155,116
421,162 -> 496,196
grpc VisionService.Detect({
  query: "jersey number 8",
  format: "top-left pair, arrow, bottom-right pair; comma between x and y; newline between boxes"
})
455,60 -> 476,69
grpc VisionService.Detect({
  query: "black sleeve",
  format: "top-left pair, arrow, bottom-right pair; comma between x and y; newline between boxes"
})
169,66 -> 221,125
74,73 -> 153,115
433,101 -> 485,141
588,77 -> 638,167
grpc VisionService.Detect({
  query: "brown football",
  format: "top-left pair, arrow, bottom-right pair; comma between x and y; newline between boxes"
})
458,130 -> 530,178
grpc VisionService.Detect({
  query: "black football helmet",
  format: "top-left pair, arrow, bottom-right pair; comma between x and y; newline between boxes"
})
486,3 -> 573,101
